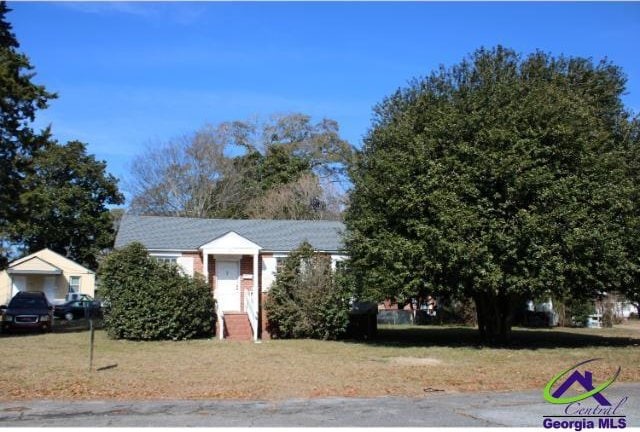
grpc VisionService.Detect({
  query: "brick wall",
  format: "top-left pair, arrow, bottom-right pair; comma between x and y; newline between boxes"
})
177,252 -> 275,338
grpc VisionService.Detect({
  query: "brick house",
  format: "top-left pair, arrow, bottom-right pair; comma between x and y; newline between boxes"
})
114,215 -> 346,341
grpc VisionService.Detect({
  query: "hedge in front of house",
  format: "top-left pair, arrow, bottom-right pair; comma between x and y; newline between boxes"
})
265,241 -> 352,340
98,242 -> 215,340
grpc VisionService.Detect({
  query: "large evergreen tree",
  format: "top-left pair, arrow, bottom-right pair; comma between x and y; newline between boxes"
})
12,141 -> 124,269
1,3 -> 123,269
0,1 -> 55,267
345,46 -> 638,343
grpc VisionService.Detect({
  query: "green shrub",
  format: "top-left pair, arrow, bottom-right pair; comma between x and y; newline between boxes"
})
265,242 -> 352,340
98,242 -> 215,340
435,297 -> 478,326
565,297 -> 596,327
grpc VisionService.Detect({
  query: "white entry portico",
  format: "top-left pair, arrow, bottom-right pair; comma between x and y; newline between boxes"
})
200,231 -> 261,341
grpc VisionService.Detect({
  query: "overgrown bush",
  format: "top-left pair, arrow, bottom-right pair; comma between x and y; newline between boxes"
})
561,297 -> 595,327
99,242 -> 215,340
435,297 -> 477,326
265,242 -> 352,339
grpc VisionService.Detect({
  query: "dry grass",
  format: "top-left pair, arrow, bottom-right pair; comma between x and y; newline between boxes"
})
1,321 -> 639,401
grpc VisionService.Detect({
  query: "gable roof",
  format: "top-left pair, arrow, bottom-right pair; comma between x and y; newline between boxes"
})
8,256 -> 62,275
7,248 -> 94,274
115,215 -> 345,252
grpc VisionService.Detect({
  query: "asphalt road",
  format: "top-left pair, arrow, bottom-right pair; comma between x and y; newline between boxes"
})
0,383 -> 638,427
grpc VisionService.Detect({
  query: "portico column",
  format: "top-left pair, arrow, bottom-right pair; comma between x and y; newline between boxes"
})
253,251 -> 259,341
202,251 -> 209,283
9,274 -> 15,300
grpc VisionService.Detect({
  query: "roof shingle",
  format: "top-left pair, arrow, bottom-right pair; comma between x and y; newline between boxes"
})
114,215 -> 345,252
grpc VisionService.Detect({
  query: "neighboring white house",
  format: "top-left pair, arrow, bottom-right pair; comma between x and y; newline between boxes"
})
114,215 -> 347,341
0,248 -> 96,306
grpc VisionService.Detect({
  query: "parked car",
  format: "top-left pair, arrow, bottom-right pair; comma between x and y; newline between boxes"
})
54,299 -> 102,321
65,292 -> 94,302
1,291 -> 54,333
66,292 -> 108,308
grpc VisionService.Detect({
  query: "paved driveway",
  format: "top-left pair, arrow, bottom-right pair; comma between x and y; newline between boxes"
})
0,383 -> 638,427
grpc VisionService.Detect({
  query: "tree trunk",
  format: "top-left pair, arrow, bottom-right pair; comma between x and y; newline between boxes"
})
473,292 -> 519,345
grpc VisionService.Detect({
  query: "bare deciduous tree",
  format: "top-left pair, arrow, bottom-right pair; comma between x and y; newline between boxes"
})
128,125 -> 233,217
127,114 -> 354,220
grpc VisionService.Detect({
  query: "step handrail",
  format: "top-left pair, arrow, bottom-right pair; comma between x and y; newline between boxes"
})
244,289 -> 258,340
216,301 -> 224,340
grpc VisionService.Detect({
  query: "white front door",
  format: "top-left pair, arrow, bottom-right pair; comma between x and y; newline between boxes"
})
216,261 -> 240,312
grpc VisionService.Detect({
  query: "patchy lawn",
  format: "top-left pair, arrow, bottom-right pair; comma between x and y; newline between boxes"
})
1,321 -> 639,400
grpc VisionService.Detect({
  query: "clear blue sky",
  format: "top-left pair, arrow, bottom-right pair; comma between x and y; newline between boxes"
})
7,2 -> 640,200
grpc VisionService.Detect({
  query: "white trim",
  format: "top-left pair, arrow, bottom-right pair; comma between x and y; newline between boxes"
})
146,248 -> 195,253
176,256 -> 194,277
8,256 -> 63,275
149,252 -> 181,258
264,250 -> 343,254
203,252 -> 209,282
213,254 -> 242,261
147,248 -> 343,255
252,252 -> 259,341
7,248 -> 95,274
199,231 -> 262,251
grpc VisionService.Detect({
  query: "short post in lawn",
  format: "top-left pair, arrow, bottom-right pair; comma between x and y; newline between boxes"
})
85,303 -> 95,373
88,317 -> 95,372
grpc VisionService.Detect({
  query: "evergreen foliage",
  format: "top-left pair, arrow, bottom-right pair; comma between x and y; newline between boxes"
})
345,46 -> 639,344
0,1 -> 55,267
265,242 -> 352,339
0,3 -> 123,269
99,242 -> 215,340
13,141 -> 124,269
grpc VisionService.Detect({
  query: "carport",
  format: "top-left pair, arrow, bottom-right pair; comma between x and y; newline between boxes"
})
6,256 -> 64,304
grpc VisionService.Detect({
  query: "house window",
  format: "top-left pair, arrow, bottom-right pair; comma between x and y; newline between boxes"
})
154,256 -> 178,265
69,276 -> 81,293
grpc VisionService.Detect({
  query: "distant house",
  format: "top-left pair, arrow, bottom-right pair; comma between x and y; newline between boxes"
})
0,248 -> 96,306
114,215 -> 347,341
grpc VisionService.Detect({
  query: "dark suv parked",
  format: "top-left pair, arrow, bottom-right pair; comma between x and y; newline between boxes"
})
1,292 -> 54,333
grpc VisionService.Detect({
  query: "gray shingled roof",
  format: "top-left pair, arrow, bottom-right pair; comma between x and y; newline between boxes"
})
115,215 -> 345,252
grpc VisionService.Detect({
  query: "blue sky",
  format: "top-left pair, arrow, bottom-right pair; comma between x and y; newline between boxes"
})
7,2 -> 640,200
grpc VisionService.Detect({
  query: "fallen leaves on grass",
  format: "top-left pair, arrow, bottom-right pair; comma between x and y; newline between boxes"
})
2,324 -> 639,401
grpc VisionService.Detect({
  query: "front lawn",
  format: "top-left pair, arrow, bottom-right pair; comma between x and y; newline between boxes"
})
1,322 -> 639,400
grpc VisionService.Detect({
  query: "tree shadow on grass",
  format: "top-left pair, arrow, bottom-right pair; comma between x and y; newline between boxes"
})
348,325 -> 640,350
